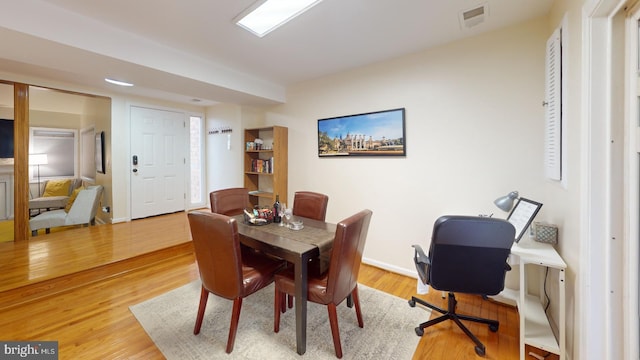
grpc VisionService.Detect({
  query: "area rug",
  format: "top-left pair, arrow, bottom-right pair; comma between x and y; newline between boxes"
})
130,280 -> 426,359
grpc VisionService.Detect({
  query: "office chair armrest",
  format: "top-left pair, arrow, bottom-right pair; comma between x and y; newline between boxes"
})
412,244 -> 430,265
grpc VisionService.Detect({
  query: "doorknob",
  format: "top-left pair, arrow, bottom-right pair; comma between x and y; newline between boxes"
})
133,168 -> 138,173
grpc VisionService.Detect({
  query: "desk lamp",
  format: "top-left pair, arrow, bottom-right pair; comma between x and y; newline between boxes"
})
494,191 -> 519,212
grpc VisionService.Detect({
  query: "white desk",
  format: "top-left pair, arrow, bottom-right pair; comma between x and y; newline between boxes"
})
497,240 -> 566,360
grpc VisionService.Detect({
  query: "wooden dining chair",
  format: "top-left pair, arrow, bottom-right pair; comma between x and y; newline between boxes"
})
209,187 -> 250,216
188,210 -> 286,353
273,209 -> 373,358
292,191 -> 329,221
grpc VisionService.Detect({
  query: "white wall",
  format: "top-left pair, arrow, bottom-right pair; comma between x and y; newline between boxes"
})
265,18 -> 549,276
204,104 -> 267,198
205,104 -> 244,193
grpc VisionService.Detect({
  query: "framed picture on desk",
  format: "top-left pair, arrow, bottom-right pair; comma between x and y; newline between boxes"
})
507,198 -> 543,242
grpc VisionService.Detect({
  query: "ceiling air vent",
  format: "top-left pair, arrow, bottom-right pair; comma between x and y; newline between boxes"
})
459,3 -> 488,29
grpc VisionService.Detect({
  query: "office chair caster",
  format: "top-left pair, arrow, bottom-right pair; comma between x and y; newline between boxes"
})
475,345 -> 485,356
408,299 -> 416,307
489,323 -> 499,332
414,327 -> 424,336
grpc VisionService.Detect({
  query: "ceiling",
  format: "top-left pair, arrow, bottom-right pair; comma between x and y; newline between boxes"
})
0,0 -> 553,107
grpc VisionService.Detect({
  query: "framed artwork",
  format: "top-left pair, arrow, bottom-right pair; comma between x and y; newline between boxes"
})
96,131 -> 105,174
507,198 -> 543,243
317,108 -> 406,157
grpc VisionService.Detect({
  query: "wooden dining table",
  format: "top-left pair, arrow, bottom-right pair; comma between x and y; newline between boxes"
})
233,214 -> 336,355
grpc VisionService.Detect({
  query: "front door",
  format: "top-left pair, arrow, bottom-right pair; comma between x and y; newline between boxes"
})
130,106 -> 186,219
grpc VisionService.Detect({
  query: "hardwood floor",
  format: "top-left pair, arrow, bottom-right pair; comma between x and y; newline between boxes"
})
0,212 -> 523,359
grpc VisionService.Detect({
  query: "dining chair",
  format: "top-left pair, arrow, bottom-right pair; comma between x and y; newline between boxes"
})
273,209 -> 373,358
209,187 -> 250,216
292,191 -> 329,221
408,215 -> 515,356
287,190 -> 330,309
188,210 -> 286,354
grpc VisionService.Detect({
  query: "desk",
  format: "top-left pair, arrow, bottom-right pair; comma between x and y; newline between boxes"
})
233,215 -> 336,355
496,240 -> 566,360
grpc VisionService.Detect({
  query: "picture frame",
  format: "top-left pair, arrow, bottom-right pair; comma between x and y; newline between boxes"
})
96,131 -> 105,174
317,108 -> 406,157
507,198 -> 543,243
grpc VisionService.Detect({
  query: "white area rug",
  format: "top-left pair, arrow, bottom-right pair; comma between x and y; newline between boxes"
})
130,280 -> 426,359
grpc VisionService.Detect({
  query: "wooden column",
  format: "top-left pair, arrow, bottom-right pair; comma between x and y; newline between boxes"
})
13,83 -> 29,241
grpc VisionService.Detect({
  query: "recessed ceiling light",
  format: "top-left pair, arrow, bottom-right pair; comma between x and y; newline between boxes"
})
236,0 -> 323,38
105,78 -> 134,87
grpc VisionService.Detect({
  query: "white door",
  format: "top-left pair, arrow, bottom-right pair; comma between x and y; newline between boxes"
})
130,106 -> 186,219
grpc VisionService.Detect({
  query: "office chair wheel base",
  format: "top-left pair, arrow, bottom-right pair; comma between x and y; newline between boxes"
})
414,327 -> 424,336
475,345 -> 485,356
408,299 -> 416,307
489,324 -> 499,332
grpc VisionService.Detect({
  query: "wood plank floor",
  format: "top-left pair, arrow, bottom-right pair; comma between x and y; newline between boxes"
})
0,212 -> 528,359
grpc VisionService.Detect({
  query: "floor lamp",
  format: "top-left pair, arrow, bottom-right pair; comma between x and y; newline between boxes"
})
29,153 -> 48,197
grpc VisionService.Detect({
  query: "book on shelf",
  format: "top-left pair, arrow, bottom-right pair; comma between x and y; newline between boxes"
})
250,157 -> 275,173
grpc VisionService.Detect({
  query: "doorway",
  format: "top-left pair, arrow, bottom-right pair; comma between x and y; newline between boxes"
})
130,106 -> 186,219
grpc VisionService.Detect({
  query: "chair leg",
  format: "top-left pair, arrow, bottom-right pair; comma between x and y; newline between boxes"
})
327,303 -> 343,359
287,294 -> 293,309
274,288 -> 282,333
226,298 -> 243,354
351,287 -> 363,328
194,286 -> 209,335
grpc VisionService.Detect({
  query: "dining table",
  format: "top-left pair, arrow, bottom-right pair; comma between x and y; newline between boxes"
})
233,214 -> 336,355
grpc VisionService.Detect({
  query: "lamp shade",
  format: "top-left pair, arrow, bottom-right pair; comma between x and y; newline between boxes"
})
494,191 -> 519,212
29,153 -> 48,166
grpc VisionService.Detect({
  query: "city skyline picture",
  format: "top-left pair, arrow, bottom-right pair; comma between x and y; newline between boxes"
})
317,108 -> 406,157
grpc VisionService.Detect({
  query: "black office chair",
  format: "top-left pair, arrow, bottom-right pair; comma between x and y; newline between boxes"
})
408,215 -> 515,357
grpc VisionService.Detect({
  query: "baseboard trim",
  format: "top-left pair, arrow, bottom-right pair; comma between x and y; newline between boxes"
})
362,257 -> 417,279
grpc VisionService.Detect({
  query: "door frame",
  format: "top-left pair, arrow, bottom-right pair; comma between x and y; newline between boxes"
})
582,0 -> 638,359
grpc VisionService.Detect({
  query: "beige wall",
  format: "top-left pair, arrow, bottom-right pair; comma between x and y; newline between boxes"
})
266,16 -> 548,270
81,96 -> 112,224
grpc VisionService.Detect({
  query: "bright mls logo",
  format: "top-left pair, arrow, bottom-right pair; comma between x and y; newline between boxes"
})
1,341 -> 58,359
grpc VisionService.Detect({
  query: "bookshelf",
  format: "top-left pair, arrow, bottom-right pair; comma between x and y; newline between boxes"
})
244,126 -> 288,207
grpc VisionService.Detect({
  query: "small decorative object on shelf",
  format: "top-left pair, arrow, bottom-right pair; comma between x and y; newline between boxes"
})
254,138 -> 264,150
533,222 -> 558,244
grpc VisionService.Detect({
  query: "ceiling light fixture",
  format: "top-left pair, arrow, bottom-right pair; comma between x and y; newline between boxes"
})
105,78 -> 134,87
236,0 -> 323,38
